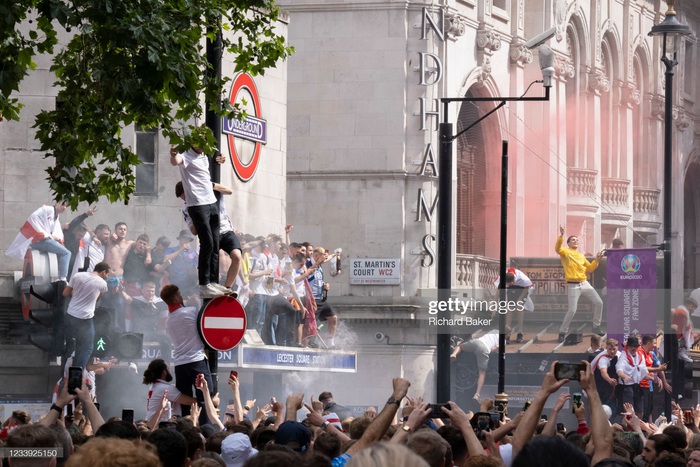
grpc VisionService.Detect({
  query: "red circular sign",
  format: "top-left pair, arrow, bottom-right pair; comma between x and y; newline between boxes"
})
227,73 -> 263,182
198,296 -> 247,351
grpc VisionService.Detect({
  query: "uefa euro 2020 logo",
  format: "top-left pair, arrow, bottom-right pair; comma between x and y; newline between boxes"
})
621,254 -> 641,274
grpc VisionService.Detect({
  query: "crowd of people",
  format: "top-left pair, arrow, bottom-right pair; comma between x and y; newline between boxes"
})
4,360 -> 700,466
5,192 -> 343,365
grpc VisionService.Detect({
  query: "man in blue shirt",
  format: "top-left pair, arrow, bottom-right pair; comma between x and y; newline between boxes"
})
308,247 -> 338,348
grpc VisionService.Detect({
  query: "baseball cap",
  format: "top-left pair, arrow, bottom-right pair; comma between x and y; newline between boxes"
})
177,229 -> 194,241
220,433 -> 258,467
274,420 -> 311,452
626,336 -> 640,347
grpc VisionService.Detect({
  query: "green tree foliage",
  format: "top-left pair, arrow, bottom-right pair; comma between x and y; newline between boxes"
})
0,0 -> 292,207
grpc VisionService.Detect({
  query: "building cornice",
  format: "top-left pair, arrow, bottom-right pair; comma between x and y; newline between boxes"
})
287,170 -> 437,181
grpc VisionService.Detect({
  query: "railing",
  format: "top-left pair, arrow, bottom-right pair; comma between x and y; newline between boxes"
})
455,254 -> 499,298
633,187 -> 661,214
567,167 -> 597,198
601,178 -> 630,206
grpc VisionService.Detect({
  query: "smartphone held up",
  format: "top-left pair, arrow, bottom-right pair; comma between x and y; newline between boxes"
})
554,362 -> 586,381
67,366 -> 82,395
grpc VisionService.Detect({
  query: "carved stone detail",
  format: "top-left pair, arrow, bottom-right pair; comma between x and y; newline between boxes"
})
476,58 -> 493,87
509,43 -> 533,67
476,24 -> 501,55
587,69 -> 610,94
675,107 -> 691,131
649,95 -> 665,120
619,83 -> 640,107
446,13 -> 466,38
554,56 -> 575,79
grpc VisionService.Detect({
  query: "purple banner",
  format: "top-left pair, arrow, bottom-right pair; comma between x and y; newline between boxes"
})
606,248 -> 657,344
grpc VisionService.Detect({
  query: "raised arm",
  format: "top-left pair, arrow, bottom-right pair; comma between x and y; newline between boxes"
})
541,391 -> 570,436
198,376 -> 224,430
285,392 -> 304,422
346,377 -> 410,456
147,390 -> 170,430
554,225 -> 568,255
579,360 -> 613,464
169,146 -> 183,166
390,401 -> 431,444
228,375 -> 244,424
75,381 -> 105,432
512,361 -> 568,457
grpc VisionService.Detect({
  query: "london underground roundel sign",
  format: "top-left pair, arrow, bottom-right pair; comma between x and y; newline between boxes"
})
224,73 -> 267,182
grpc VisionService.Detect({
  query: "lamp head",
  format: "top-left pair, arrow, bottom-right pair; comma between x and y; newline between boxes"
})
538,44 -> 555,88
648,0 -> 692,44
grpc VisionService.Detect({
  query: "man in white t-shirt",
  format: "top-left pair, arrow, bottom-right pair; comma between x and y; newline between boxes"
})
170,145 -> 226,299
450,329 -> 499,402
62,262 -> 110,369
142,358 -> 197,423
160,284 -> 214,425
245,241 -> 274,336
494,268 -> 534,344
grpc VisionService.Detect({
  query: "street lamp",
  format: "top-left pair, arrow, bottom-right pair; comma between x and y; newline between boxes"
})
436,44 -> 554,404
648,0 -> 691,419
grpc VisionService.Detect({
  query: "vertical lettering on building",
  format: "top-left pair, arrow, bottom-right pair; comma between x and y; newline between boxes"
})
421,8 -> 445,41
416,189 -> 439,222
415,7 -> 445,268
421,234 -> 436,267
419,52 -> 443,86
419,144 -> 439,176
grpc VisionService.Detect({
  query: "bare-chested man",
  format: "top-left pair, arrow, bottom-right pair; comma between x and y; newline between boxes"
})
102,222 -> 133,330
104,222 -> 134,277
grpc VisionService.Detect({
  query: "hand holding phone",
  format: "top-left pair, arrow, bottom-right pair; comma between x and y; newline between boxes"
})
230,370 -> 238,380
428,403 -> 451,418
554,362 -> 586,381
572,393 -> 582,413
196,373 -> 204,389
122,408 -> 134,424
67,366 -> 83,395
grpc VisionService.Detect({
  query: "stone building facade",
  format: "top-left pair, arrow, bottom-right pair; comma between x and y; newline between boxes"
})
280,0 -> 700,300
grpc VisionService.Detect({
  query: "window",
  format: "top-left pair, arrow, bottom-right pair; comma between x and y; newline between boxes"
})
135,126 -> 157,195
684,39 -> 694,101
491,0 -> 509,22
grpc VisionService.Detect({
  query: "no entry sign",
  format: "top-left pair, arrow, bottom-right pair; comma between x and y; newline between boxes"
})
198,296 -> 247,351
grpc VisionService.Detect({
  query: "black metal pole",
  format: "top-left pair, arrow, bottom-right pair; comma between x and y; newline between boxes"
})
436,84 -> 548,404
437,121 -> 453,404
205,22 -> 222,394
662,48 -> 675,419
498,140 -> 508,394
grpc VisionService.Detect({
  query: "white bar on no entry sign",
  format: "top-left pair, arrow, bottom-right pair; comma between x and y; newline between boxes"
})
204,317 -> 245,329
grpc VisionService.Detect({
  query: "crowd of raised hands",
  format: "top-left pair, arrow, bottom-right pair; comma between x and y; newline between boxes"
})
3,363 -> 700,466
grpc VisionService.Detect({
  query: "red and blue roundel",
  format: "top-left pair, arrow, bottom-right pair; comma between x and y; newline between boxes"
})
224,73 -> 267,182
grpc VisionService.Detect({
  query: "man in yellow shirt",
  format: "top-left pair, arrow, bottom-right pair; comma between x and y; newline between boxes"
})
555,225 -> 605,343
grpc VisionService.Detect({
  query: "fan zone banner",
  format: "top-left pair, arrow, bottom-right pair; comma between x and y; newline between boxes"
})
606,248 -> 657,344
